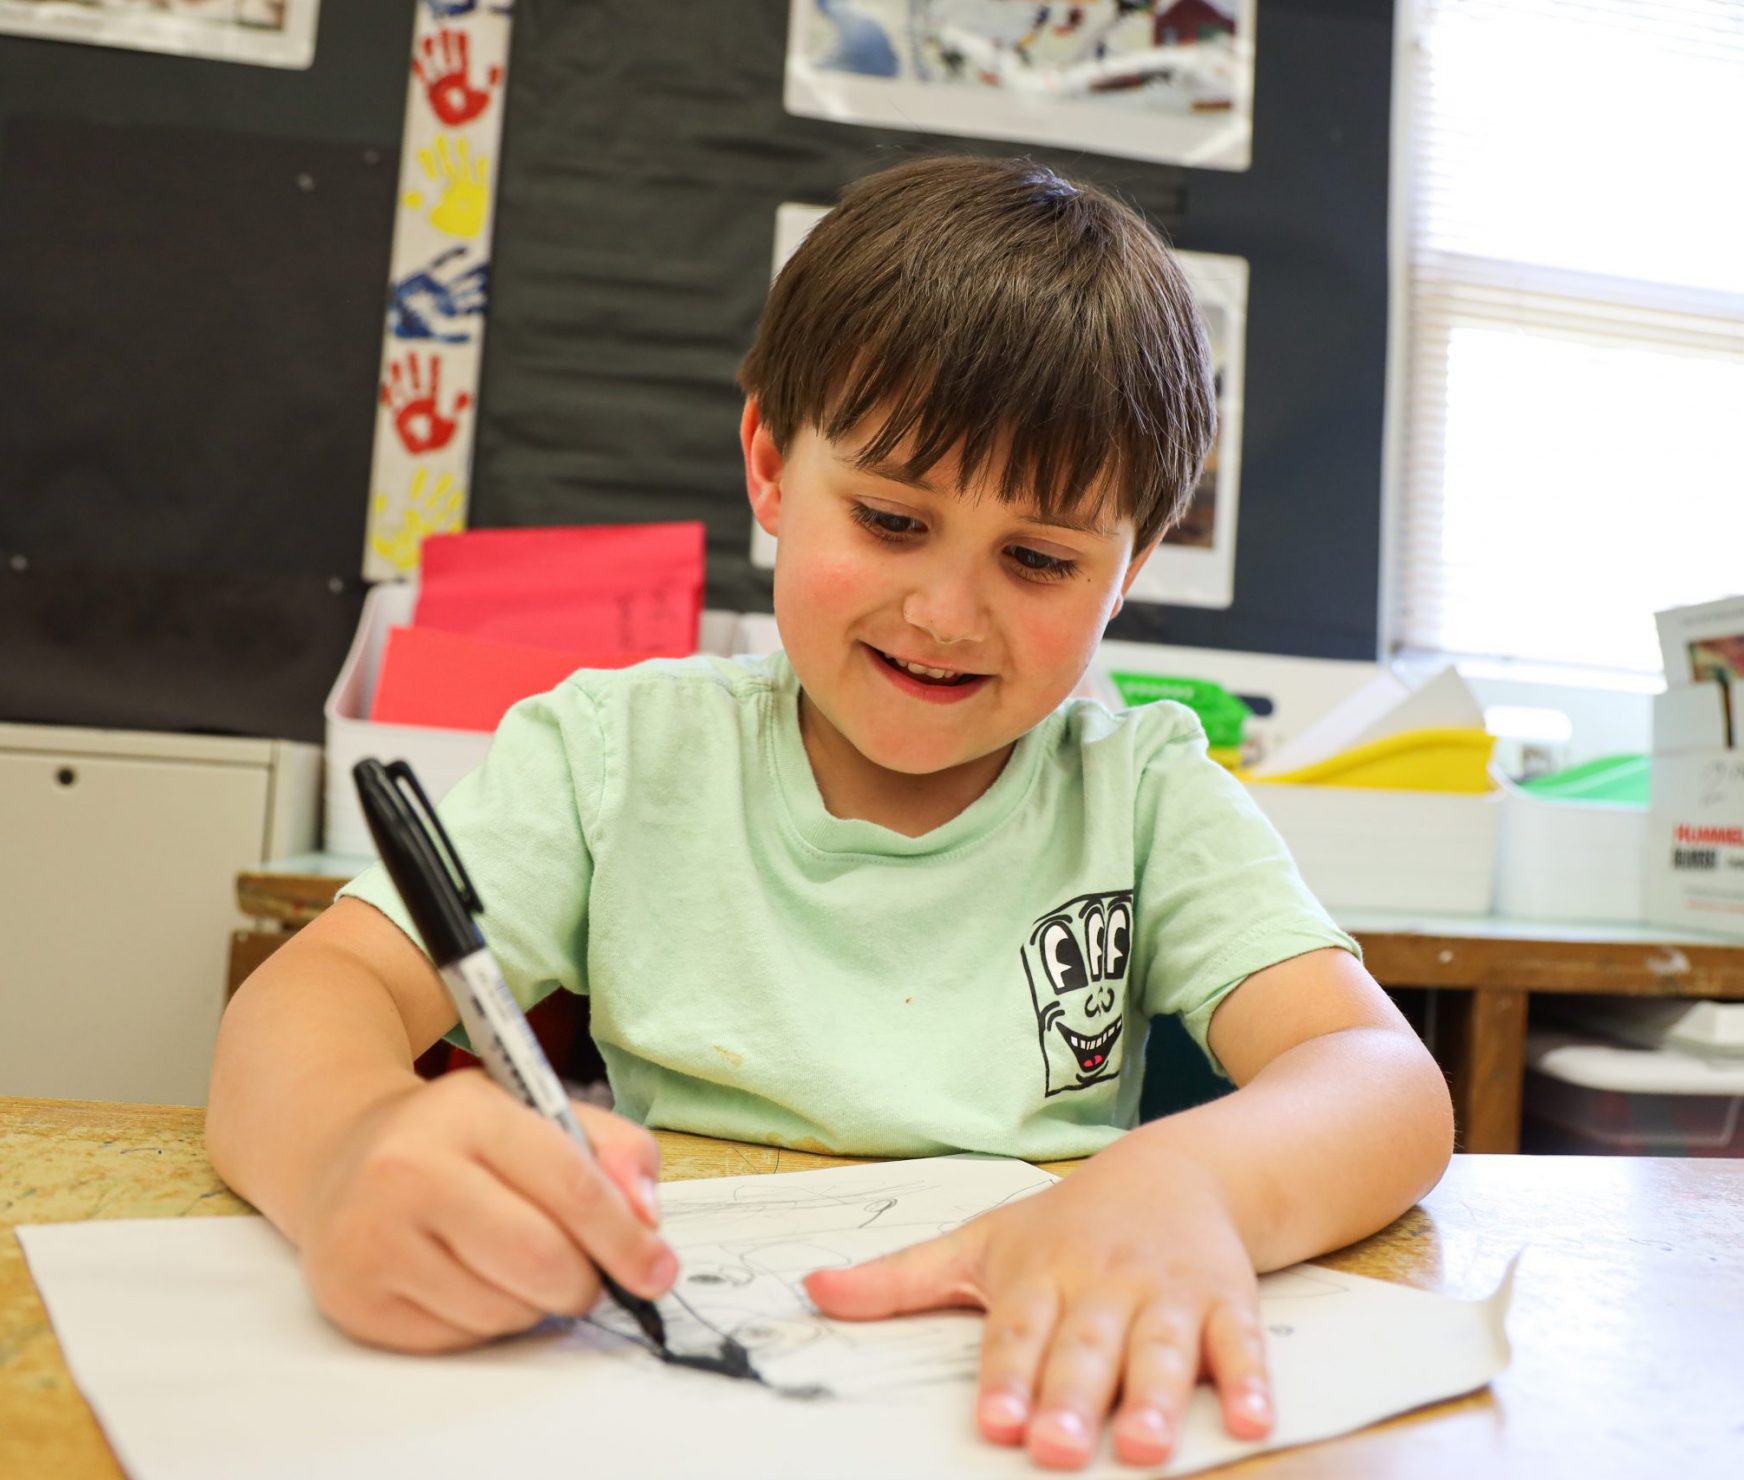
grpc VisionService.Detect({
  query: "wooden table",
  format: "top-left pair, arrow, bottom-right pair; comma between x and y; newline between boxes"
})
234,856 -> 1744,1155
4,1097 -> 1742,1477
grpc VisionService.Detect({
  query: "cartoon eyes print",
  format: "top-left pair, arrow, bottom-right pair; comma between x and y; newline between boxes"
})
1101,900 -> 1131,982
1036,896 -> 1134,996
1039,921 -> 1088,994
1076,900 -> 1132,985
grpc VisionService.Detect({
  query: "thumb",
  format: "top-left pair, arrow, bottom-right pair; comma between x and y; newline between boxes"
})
804,1233 -> 981,1321
571,1101 -> 663,1228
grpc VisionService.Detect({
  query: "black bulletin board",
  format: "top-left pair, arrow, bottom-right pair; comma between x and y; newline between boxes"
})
0,1 -> 413,743
0,0 -> 1393,744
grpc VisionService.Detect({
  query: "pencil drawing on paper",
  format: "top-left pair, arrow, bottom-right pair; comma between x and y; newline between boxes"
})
581,1168 -> 1055,1402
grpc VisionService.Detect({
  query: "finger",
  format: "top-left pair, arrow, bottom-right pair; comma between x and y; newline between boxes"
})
306,1243 -> 511,1357
477,1101 -> 676,1302
571,1101 -> 663,1228
803,1233 -> 978,1321
1111,1298 -> 1201,1468
387,1226 -> 547,1339
1203,1298 -> 1273,1439
975,1283 -> 1060,1447
1029,1294 -> 1135,1470
423,1155 -> 604,1317
343,1291 -> 484,1355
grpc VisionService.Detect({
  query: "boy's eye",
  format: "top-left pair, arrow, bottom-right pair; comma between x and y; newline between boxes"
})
848,502 -> 922,539
849,501 -> 1079,582
1008,545 -> 1077,582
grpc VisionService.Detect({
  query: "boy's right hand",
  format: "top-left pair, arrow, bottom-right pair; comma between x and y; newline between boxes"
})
296,1068 -> 677,1353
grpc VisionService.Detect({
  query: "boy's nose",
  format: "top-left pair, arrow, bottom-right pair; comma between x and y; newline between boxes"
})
901,583 -> 986,647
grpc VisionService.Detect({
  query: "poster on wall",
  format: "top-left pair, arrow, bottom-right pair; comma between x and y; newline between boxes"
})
784,0 -> 1255,171
752,204 -> 1244,610
361,2 -> 514,581
0,0 -> 320,69
1124,247 -> 1245,610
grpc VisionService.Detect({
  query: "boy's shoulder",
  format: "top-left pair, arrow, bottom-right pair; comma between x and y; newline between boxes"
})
557,651 -> 790,707
1054,692 -> 1208,757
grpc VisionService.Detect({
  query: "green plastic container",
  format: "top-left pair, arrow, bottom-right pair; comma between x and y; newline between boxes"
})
1519,754 -> 1650,807
1107,671 -> 1251,752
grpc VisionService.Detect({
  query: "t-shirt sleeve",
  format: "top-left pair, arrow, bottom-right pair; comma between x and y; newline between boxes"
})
1133,711 -> 1360,1080
337,680 -> 603,1038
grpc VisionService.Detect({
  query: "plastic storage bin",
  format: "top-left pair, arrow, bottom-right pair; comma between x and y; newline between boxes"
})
1522,1029 -> 1744,1156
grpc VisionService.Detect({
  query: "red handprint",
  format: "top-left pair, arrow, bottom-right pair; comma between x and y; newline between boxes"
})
412,28 -> 503,128
381,352 -> 471,455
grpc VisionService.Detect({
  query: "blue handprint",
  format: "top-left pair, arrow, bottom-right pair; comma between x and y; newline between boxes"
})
388,245 -> 490,344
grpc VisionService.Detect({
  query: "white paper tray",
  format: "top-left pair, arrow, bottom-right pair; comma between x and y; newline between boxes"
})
1493,777 -> 1645,923
323,581 -> 739,857
1245,784 -> 1500,915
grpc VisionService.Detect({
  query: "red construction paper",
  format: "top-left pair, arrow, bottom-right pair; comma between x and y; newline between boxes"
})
415,523 -> 705,655
369,626 -> 662,732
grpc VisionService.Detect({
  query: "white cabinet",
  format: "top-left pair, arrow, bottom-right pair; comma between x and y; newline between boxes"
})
0,723 -> 320,1105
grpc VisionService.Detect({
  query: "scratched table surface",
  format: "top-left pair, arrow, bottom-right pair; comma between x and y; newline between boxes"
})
4,1098 -> 1742,1479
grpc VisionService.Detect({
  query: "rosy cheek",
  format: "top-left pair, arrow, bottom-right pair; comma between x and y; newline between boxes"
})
784,551 -> 883,617
1012,593 -> 1104,675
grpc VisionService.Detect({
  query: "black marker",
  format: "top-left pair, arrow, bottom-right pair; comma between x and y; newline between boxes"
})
352,757 -> 668,1354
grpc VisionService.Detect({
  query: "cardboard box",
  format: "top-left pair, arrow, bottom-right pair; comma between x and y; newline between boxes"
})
1645,599 -> 1744,937
323,580 -> 738,858
1645,684 -> 1744,935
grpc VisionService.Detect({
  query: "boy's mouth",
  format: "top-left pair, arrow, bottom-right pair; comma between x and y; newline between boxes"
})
868,645 -> 986,688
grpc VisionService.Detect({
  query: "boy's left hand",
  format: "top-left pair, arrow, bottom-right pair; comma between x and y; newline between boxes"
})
802,1146 -> 1272,1471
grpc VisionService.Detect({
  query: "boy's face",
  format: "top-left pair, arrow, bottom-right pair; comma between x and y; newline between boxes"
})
742,400 -> 1159,781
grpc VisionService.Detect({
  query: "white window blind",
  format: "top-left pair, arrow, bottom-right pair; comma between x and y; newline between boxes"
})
1393,0 -> 1744,675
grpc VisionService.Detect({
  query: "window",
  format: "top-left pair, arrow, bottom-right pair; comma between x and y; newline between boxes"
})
1389,0 -> 1744,676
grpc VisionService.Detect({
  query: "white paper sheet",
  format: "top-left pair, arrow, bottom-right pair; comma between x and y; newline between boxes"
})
19,1157 -> 1513,1479
1244,666 -> 1486,780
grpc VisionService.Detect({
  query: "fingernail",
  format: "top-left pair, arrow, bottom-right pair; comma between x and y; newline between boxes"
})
979,1391 -> 1027,1431
1236,1388 -> 1272,1426
1126,1408 -> 1169,1445
637,1176 -> 661,1226
649,1248 -> 678,1291
1034,1409 -> 1089,1453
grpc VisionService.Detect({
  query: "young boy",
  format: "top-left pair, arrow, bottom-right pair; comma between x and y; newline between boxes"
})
208,155 -> 1453,1473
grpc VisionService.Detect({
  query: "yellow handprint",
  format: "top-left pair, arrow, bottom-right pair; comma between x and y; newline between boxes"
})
402,134 -> 490,239
371,468 -> 465,573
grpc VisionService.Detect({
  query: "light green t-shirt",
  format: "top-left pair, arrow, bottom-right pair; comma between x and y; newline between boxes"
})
342,652 -> 1357,1161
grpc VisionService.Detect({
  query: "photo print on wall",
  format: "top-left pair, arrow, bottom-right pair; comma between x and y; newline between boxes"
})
785,0 -> 1256,171
0,0 -> 320,69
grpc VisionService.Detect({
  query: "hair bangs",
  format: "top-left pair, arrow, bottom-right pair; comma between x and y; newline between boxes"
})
739,155 -> 1217,548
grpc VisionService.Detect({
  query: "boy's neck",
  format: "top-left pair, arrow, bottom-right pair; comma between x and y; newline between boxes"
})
796,693 -> 1013,838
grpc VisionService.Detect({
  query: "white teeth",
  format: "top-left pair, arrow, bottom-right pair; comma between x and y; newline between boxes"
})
894,656 -> 957,679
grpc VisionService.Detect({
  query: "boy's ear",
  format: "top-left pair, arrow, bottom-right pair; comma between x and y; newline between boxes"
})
1113,533 -> 1164,616
741,398 -> 786,539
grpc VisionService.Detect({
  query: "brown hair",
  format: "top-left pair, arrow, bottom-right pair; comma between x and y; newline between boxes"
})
738,154 -> 1216,548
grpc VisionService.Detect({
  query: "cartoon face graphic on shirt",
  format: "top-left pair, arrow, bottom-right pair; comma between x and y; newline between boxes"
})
1019,890 -> 1133,1096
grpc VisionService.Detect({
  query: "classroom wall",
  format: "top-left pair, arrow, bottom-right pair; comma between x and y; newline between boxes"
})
0,0 -> 1394,743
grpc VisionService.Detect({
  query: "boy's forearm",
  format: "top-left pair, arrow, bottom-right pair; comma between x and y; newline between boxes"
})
1101,1025 -> 1455,1272
206,946 -> 427,1243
